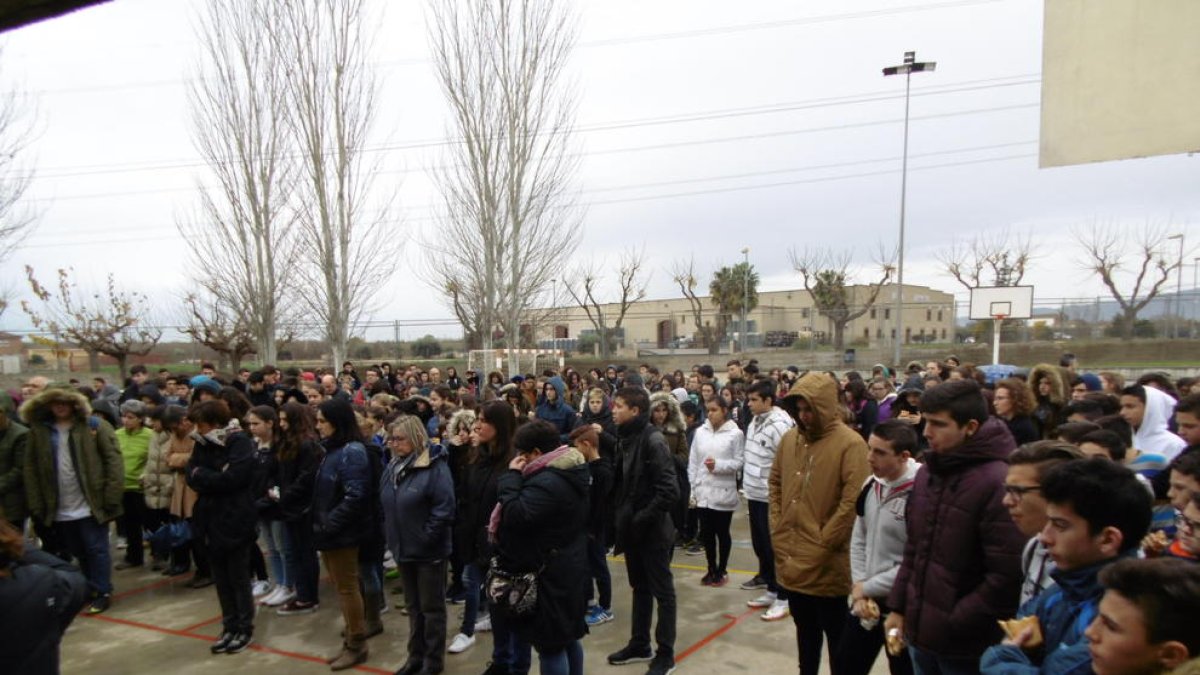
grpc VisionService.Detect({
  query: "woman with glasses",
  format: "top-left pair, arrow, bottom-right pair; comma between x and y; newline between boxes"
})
311,398 -> 374,671
381,415 -> 456,675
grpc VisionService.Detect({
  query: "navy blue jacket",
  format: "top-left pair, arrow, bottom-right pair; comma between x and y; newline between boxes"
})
980,554 -> 1123,674
380,444 -> 456,563
535,376 -> 578,443
310,440 -> 371,551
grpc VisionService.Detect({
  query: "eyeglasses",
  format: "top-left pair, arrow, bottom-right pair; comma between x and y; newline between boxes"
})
1003,484 -> 1041,499
387,436 -> 408,444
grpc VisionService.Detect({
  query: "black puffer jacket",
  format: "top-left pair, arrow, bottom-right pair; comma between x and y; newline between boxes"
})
310,440 -> 371,551
261,439 -> 322,522
887,417 -> 1025,659
612,414 -> 678,554
0,548 -> 89,675
456,452 -> 506,569
186,430 -> 258,552
495,449 -> 590,651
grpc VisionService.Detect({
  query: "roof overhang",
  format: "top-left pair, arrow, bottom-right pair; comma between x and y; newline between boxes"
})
0,0 -> 111,34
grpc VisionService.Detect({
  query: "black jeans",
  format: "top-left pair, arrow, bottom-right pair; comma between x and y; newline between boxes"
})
119,491 -> 146,565
683,508 -> 699,542
833,601 -> 913,675
399,560 -> 448,673
747,500 -> 787,598
210,542 -> 255,635
285,517 -> 320,604
172,517 -> 211,577
143,508 -> 169,561
586,535 -> 612,609
625,541 -> 676,661
787,591 -> 846,675
697,508 -> 733,576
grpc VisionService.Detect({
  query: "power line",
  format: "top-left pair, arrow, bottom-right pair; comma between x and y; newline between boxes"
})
32,74 -> 1039,180
31,0 -> 1003,96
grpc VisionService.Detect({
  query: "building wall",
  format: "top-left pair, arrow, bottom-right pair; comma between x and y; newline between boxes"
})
538,283 -> 956,349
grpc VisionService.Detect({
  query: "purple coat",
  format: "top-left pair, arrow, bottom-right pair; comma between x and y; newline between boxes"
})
887,417 -> 1025,659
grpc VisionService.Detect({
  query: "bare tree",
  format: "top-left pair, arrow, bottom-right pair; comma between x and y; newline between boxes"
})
935,229 -> 1034,289
1075,222 -> 1179,340
182,293 -> 257,372
424,0 -> 581,375
181,0 -> 298,364
280,0 -> 399,369
565,248 -> 649,359
22,267 -> 161,379
671,257 -> 719,355
0,58 -> 38,318
790,247 -> 895,350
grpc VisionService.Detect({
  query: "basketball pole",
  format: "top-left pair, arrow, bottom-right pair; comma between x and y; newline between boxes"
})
992,315 -> 1005,365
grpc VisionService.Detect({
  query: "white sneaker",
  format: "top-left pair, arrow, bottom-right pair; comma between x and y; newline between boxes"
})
761,598 -> 790,621
747,591 -> 777,609
259,586 -> 283,606
475,614 -> 492,632
116,537 -> 128,550
267,587 -> 295,607
252,580 -> 273,598
448,632 -> 476,654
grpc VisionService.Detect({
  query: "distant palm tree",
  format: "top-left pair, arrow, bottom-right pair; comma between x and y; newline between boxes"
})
709,262 -> 759,349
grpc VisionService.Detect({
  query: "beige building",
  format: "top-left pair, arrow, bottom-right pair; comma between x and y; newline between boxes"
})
536,283 -> 957,352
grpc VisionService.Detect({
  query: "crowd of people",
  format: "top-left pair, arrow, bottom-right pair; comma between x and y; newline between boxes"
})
2,353 -> 1200,675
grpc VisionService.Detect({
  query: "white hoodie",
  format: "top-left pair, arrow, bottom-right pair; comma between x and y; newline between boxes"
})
688,418 -> 744,511
1134,386 -> 1186,462
850,457 -> 920,600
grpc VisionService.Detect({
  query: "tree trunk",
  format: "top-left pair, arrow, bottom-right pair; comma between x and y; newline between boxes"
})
832,321 -> 846,351
116,354 -> 129,382
598,326 -> 611,360
1121,310 -> 1137,340
87,350 -> 100,373
230,353 -> 242,373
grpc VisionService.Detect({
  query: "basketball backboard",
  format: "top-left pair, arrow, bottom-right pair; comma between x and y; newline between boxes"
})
969,286 -> 1034,320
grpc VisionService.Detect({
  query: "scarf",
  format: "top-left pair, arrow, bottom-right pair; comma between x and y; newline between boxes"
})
486,445 -> 571,544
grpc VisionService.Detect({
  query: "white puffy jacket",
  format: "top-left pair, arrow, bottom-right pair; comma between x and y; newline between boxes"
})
688,418 -> 744,511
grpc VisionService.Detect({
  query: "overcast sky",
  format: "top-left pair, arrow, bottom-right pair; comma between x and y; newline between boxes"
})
1,0 -> 1197,341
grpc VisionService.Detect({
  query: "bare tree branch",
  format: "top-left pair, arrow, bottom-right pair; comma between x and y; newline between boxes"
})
181,292 -> 257,372
564,247 -> 649,359
1074,221 -> 1178,340
671,257 -> 717,354
935,229 -> 1035,289
423,0 -> 581,373
789,246 -> 895,350
180,0 -> 299,365
0,53 -> 39,317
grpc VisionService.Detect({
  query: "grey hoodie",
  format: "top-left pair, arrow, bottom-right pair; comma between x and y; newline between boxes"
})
850,457 -> 920,599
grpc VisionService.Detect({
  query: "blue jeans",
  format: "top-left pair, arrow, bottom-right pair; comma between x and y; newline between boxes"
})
259,519 -> 291,587
909,645 -> 982,675
59,516 -> 112,595
536,639 -> 584,675
460,562 -> 485,635
491,607 -> 532,673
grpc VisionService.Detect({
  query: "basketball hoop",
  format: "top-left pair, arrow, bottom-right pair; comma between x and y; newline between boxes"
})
992,314 -> 1008,322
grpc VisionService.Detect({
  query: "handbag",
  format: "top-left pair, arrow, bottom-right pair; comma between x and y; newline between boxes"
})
147,519 -> 192,556
484,556 -> 541,616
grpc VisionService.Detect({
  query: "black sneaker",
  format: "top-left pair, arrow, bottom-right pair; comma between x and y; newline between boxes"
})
481,662 -> 511,675
739,575 -> 767,590
87,594 -> 111,615
607,644 -> 654,665
188,575 -> 215,589
225,632 -> 253,654
210,632 -> 234,654
646,655 -> 676,675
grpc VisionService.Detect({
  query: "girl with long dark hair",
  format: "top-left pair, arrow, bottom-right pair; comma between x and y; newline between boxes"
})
271,402 -> 323,616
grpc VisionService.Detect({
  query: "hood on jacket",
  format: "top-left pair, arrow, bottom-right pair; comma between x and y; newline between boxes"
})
1030,364 -> 1068,405
19,386 -> 92,426
896,375 -> 925,396
497,382 -> 520,397
649,391 -> 687,435
98,384 -> 122,405
1134,385 -> 1188,458
543,376 -> 567,407
448,408 -> 477,438
924,416 -> 1016,474
782,372 -> 842,441
580,393 -> 613,425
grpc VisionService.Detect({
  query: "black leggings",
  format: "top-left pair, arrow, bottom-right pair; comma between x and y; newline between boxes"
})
697,508 -> 733,576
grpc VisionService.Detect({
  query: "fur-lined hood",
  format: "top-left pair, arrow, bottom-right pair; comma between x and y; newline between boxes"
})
19,386 -> 92,426
448,408 -> 477,437
1029,363 -> 1068,405
649,391 -> 687,436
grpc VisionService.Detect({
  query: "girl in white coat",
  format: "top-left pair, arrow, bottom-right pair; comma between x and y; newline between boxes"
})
688,396 -> 745,586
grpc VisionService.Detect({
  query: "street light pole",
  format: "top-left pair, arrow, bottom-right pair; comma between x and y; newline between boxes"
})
883,51 -> 936,367
741,247 -> 750,354
1168,234 -> 1184,338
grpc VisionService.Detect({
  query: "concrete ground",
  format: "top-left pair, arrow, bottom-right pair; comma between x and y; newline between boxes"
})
61,505 -> 891,675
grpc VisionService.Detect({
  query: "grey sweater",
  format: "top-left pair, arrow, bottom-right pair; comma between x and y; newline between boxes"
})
850,458 -> 920,599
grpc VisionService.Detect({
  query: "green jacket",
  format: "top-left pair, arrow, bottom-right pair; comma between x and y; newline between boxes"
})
0,419 -> 30,522
20,387 -> 124,526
